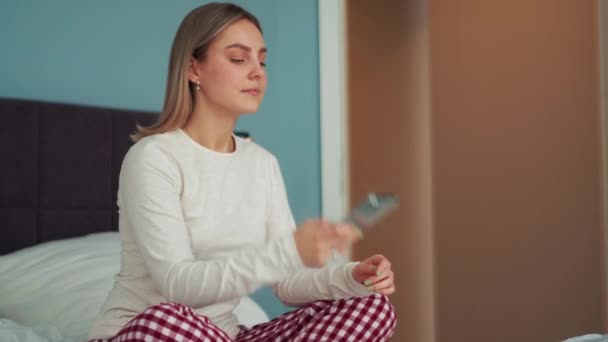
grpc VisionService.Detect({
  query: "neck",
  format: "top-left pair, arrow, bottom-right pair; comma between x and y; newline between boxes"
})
182,99 -> 237,153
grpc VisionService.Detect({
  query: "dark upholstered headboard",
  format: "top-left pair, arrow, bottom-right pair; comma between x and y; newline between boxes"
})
0,98 -> 158,255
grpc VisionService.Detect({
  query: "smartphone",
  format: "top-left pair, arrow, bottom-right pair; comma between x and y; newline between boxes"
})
345,192 -> 399,230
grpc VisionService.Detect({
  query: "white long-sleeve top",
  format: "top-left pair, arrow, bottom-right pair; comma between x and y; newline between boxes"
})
88,129 -> 371,340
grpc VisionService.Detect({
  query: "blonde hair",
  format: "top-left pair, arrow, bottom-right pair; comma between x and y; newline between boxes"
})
131,2 -> 262,142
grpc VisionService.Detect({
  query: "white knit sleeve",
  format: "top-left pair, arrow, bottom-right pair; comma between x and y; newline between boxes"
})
119,143 -> 303,308
265,156 -> 372,306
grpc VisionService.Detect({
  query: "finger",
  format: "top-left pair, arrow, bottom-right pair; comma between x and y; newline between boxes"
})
362,271 -> 391,287
344,224 -> 364,242
356,262 -> 378,276
329,225 -> 348,252
326,225 -> 351,248
320,218 -> 332,231
363,270 -> 394,286
377,286 -> 396,295
328,224 -> 363,256
375,258 -> 391,276
335,224 -> 363,243
361,254 -> 386,266
359,256 -> 388,276
367,276 -> 393,292
317,222 -> 337,243
318,229 -> 345,257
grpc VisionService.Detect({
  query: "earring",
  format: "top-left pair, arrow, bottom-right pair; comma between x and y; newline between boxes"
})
195,81 -> 200,91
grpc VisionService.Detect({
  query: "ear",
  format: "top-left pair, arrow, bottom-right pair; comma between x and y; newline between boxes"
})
187,56 -> 202,84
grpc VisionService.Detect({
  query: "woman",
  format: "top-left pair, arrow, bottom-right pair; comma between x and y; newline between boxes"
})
89,2 -> 396,341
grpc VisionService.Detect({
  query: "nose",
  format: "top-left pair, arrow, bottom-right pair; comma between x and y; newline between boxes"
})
248,59 -> 265,80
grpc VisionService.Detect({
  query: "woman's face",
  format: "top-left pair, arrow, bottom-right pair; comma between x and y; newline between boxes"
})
194,19 -> 267,116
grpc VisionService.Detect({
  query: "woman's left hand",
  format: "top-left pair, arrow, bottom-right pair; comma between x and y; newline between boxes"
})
352,254 -> 395,295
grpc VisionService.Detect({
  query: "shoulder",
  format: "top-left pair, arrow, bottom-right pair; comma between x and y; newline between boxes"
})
236,136 -> 279,167
236,138 -> 287,190
121,130 -> 182,176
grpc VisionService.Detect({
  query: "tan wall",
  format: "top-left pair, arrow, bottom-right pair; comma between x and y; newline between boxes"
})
430,1 -> 603,341
348,0 -> 604,341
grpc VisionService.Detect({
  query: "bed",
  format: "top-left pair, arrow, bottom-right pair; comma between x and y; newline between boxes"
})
0,98 -> 269,342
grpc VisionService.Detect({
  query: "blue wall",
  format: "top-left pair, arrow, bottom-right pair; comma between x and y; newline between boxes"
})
0,0 -> 320,318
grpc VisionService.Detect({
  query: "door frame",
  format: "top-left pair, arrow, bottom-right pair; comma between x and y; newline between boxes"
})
599,0 -> 608,328
319,0 -> 349,222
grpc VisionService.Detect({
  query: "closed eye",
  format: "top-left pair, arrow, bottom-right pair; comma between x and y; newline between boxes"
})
230,59 -> 245,64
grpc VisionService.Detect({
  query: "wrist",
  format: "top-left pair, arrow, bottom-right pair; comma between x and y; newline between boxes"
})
345,262 -> 373,296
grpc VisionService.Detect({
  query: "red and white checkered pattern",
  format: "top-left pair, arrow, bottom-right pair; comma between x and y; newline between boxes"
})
90,294 -> 396,341
238,294 -> 396,341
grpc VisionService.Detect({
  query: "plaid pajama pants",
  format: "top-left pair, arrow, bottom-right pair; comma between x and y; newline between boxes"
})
90,294 -> 396,341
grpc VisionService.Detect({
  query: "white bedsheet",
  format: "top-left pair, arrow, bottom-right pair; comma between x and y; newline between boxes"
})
0,319 -> 77,342
0,232 -> 269,342
564,335 -> 608,342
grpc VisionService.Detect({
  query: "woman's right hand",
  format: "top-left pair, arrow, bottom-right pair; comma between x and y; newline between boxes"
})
293,219 -> 363,268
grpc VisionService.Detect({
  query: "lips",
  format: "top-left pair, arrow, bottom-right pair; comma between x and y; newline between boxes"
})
242,89 -> 260,96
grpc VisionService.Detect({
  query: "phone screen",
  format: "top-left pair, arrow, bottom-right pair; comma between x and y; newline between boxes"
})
346,192 -> 398,230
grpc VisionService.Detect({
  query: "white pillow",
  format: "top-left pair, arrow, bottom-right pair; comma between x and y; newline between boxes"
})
0,232 -> 121,341
0,232 -> 269,341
